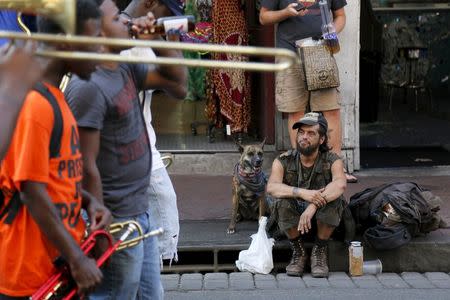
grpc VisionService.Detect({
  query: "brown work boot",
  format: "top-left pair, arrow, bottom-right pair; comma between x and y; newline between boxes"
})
286,238 -> 308,276
310,243 -> 329,278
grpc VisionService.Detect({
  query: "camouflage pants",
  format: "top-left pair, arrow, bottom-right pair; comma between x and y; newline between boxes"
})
273,197 -> 345,233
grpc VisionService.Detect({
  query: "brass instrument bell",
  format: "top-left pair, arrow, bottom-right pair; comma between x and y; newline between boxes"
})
0,0 -> 75,34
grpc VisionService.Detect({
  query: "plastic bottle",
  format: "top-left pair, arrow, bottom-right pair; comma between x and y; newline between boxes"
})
319,0 -> 340,54
349,241 -> 363,276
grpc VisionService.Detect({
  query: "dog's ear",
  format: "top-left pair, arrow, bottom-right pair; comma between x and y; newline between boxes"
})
259,137 -> 266,150
236,140 -> 245,153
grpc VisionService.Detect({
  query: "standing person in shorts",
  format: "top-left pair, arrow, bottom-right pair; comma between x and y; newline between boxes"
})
259,0 -> 357,183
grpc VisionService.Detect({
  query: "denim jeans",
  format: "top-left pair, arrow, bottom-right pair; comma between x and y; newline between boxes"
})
147,167 -> 179,262
89,210 -> 163,300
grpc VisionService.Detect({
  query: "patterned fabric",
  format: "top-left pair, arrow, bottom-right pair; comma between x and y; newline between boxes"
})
234,163 -> 267,195
206,0 -> 251,133
182,0 -> 211,101
181,21 -> 212,44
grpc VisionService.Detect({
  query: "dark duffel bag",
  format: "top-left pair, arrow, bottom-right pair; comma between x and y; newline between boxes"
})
363,223 -> 412,250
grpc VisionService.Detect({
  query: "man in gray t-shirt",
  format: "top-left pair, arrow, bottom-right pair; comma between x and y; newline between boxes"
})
261,0 -> 346,52
66,63 -> 150,217
65,0 -> 187,299
260,0 -> 356,183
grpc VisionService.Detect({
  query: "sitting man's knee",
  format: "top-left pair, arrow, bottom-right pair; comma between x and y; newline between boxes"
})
274,199 -> 300,231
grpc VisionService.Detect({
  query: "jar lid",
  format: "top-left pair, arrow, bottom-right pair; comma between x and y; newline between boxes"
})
351,241 -> 362,247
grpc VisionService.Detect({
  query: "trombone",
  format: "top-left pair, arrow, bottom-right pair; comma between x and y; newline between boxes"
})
0,1 -> 298,72
0,31 -> 297,72
0,0 -> 75,34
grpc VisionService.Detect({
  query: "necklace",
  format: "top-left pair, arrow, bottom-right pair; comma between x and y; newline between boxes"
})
300,163 -> 313,182
302,168 -> 308,181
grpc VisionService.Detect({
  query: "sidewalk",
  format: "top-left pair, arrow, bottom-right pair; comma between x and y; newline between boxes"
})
163,272 -> 450,300
171,166 -> 450,222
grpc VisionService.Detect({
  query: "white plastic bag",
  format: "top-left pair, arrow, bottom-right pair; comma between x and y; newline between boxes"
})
235,216 -> 275,274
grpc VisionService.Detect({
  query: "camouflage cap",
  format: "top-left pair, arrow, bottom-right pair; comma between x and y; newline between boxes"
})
292,112 -> 328,131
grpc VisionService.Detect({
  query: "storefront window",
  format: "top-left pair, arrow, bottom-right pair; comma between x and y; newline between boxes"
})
360,0 -> 450,152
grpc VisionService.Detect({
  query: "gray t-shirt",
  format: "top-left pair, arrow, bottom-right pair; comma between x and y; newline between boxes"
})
65,63 -> 150,217
261,0 -> 347,51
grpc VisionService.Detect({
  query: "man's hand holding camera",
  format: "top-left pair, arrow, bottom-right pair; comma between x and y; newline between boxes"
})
285,2 -> 308,17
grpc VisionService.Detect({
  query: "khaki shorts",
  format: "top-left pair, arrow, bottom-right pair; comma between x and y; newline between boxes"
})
275,57 -> 341,113
274,197 -> 345,233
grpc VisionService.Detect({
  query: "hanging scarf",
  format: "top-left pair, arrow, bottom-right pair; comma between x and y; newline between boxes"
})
206,0 -> 251,133
234,163 -> 267,196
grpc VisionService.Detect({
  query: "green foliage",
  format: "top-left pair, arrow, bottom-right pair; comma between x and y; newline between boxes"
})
183,0 -> 207,101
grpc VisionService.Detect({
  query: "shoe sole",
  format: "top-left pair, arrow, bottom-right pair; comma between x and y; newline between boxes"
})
311,273 -> 329,278
286,271 -> 303,277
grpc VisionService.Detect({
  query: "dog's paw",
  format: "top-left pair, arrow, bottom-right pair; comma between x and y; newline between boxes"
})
227,227 -> 236,234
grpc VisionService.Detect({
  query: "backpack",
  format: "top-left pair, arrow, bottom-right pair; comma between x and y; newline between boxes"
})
349,182 -> 439,250
0,82 -> 63,224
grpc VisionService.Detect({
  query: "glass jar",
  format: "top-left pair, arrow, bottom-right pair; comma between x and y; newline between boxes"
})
349,241 -> 363,276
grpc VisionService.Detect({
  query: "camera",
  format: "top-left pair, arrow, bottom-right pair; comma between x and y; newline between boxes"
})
295,3 -> 306,11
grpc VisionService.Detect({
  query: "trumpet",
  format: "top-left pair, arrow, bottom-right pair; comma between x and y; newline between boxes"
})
109,220 -> 164,251
31,221 -> 163,300
0,0 -> 298,72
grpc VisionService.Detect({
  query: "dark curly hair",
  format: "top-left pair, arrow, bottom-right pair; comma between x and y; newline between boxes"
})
114,0 -> 132,11
318,124 -> 331,153
37,0 -> 102,35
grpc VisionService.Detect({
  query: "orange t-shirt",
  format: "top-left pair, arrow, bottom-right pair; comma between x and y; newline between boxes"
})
0,83 -> 86,296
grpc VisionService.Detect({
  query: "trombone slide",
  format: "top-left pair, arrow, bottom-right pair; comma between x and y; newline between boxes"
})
0,31 -> 298,72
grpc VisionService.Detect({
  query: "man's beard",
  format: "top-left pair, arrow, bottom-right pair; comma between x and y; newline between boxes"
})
297,141 -> 320,156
